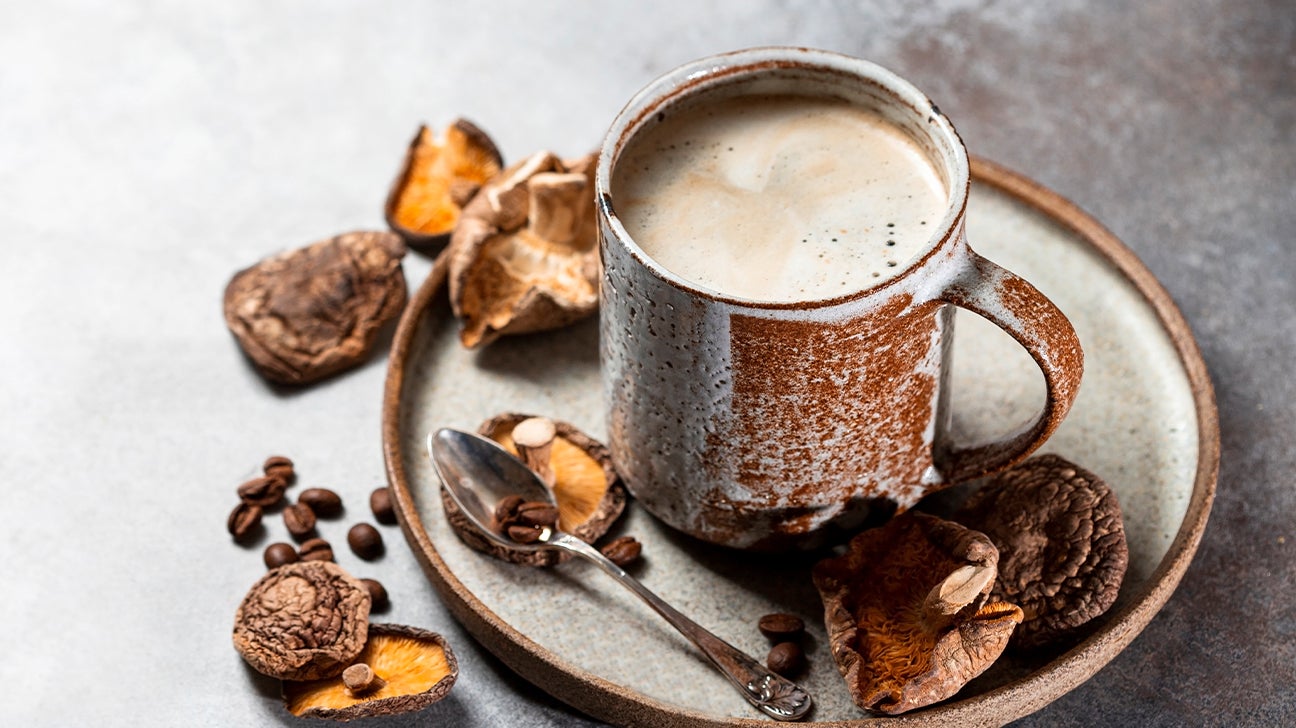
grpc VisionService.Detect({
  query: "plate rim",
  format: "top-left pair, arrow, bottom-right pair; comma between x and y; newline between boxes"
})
380,157 -> 1220,726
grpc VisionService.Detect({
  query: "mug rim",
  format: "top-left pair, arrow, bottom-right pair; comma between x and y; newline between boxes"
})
596,46 -> 971,311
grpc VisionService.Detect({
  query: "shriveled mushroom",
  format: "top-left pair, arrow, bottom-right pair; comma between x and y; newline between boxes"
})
954,454 -> 1128,649
812,511 -> 1023,715
283,623 -> 458,720
447,151 -> 599,348
385,120 -> 503,251
233,561 -> 371,681
440,413 -> 625,566
223,231 -> 408,385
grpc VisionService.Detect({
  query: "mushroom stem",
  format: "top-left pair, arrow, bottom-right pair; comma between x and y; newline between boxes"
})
512,417 -> 557,487
923,564 -> 997,625
342,663 -> 387,696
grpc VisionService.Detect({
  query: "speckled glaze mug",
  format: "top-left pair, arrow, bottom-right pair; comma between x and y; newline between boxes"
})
595,48 -> 1083,550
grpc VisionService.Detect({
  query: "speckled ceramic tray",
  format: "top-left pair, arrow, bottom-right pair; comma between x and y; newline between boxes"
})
382,159 -> 1218,726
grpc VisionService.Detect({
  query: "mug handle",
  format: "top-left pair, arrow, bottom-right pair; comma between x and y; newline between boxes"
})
934,248 -> 1084,484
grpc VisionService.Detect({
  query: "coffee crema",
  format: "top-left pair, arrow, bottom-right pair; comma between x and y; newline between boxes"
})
612,94 -> 947,302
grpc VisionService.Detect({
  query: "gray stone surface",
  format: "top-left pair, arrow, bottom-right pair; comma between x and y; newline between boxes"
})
0,1 -> 1290,726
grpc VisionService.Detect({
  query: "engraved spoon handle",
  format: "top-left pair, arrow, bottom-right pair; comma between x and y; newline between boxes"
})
547,532 -> 812,721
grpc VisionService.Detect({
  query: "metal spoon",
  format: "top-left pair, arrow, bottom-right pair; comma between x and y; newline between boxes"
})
429,428 -> 813,721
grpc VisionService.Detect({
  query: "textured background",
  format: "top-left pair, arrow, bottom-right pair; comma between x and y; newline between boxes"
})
1,1 -> 1291,725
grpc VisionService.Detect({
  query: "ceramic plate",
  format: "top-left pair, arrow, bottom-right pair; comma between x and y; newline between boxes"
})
382,159 -> 1218,726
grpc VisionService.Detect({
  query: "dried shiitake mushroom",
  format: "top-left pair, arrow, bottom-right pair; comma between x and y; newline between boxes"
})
223,231 -> 407,385
954,454 -> 1128,649
233,561 -> 371,681
283,623 -> 458,720
813,511 -> 1023,715
385,120 -> 503,251
441,413 -> 625,566
447,151 -> 599,348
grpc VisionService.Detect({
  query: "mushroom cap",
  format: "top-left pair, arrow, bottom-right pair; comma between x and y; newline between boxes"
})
447,151 -> 599,348
233,561 -> 371,681
954,453 -> 1129,649
282,623 -> 459,720
223,231 -> 407,385
385,120 -> 503,251
813,511 -> 1022,714
440,413 -> 625,567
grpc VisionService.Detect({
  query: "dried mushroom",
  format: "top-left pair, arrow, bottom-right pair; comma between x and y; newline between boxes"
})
447,151 -> 599,348
233,561 -> 371,681
283,623 -> 458,720
441,413 -> 624,566
223,231 -> 407,385
954,454 -> 1128,649
385,120 -> 503,250
813,511 -> 1023,714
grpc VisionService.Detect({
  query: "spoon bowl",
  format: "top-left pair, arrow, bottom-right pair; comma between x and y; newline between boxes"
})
428,428 -> 813,721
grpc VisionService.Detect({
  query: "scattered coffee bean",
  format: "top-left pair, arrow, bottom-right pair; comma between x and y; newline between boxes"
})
228,502 -> 263,541
600,536 -> 642,567
370,487 -> 397,525
361,578 -> 390,612
758,613 -> 806,642
516,502 -> 559,529
348,523 -> 385,560
506,524 -> 543,544
766,641 -> 805,676
283,502 -> 317,541
262,455 -> 295,483
298,537 -> 334,562
263,542 -> 299,569
298,487 -> 343,518
237,475 -> 287,508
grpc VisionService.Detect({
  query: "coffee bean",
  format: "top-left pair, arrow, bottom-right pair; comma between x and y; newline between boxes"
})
766,642 -> 804,676
282,502 -> 317,541
600,536 -> 642,567
347,523 -> 384,560
758,613 -> 806,642
263,455 -> 294,475
370,487 -> 396,525
361,578 -> 389,612
516,502 -> 559,529
237,475 -> 287,508
493,494 -> 525,529
263,542 -> 299,569
228,502 -> 263,541
506,525 -> 542,544
298,488 -> 343,518
298,537 -> 334,562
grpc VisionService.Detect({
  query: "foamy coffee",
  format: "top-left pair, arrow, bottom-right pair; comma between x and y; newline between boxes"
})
613,94 -> 947,302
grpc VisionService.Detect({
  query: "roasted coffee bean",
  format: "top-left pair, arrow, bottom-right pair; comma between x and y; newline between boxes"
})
263,542 -> 299,569
283,502 -> 317,541
347,523 -> 385,560
361,578 -> 390,612
298,487 -> 343,518
370,487 -> 397,525
237,475 -> 287,508
262,455 -> 295,483
298,537 -> 334,562
599,536 -> 642,567
228,502 -> 263,541
506,525 -> 542,544
516,502 -> 559,529
493,494 -> 526,529
766,642 -> 805,676
758,613 -> 806,642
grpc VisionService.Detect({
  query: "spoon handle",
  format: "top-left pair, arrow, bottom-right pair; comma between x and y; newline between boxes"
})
548,533 -> 812,721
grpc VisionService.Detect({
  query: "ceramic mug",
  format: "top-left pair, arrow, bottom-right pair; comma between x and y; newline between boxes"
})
595,47 -> 1083,550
